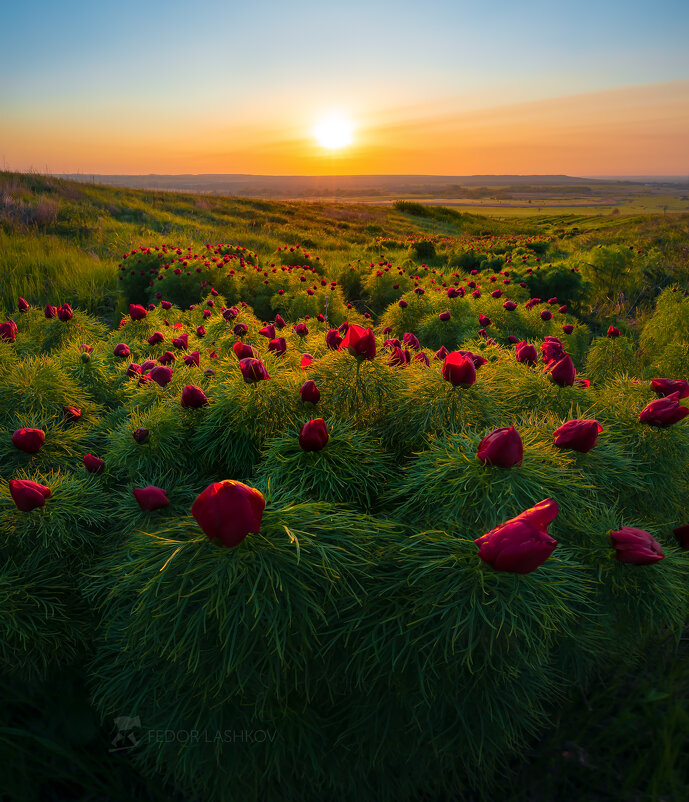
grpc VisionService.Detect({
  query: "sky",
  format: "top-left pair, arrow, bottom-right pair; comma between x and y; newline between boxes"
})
1,0 -> 688,176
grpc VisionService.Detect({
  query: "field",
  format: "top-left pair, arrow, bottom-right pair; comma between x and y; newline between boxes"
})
1,170 -> 689,802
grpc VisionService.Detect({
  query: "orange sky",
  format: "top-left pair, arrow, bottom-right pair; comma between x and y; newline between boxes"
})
3,80 -> 688,176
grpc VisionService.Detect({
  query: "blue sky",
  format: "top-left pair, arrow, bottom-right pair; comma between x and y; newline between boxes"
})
2,0 -> 688,173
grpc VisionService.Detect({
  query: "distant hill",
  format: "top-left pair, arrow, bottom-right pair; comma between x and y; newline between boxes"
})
56,173 -> 614,198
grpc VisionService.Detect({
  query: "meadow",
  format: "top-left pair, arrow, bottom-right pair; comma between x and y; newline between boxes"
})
1,171 -> 689,802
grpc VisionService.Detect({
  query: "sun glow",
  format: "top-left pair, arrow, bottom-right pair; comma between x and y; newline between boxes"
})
313,114 -> 354,150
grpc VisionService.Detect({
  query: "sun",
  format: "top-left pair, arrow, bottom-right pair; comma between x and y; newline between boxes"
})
313,114 -> 353,150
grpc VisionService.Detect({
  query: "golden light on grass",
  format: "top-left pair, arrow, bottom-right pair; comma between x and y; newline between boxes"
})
312,113 -> 354,150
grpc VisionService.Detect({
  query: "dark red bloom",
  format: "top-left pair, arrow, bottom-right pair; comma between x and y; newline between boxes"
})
475,498 -> 559,574
239,358 -> 270,383
11,428 -> 45,453
650,378 -> 689,399
515,341 -> 538,366
439,311 -> 451,321
18,297 -> 29,312
44,304 -> 57,319
129,304 -> 148,321
268,337 -> 287,356
442,352 -> 476,387
192,480 -> 265,547
299,418 -> 329,451
541,337 -> 565,363
388,346 -> 410,368
610,527 -> 664,565
606,325 -> 621,338
478,314 -> 491,327
293,323 -> 309,336
83,454 -> 105,473
0,320 -> 17,342
160,300 -> 172,310
434,345 -> 449,361
339,325 -> 376,360
562,324 -> 574,335
544,354 -> 576,387
638,392 -> 689,427
63,405 -> 82,422
458,349 -> 488,369
140,359 -> 156,372
172,333 -> 189,349
403,332 -> 420,350
414,352 -> 430,366
275,314 -> 286,329
477,426 -> 523,467
149,365 -> 173,386
300,353 -> 314,370
9,479 -> 52,512
181,384 -> 208,408
148,331 -> 164,345
673,524 -> 689,550
158,350 -> 176,364
233,323 -> 248,337
553,419 -> 603,452
126,362 -> 142,378
325,328 -> 343,350
233,341 -> 257,360
113,343 -> 130,358
300,379 -> 320,403
540,309 -> 552,321
196,325 -> 206,337
57,303 -> 73,321
259,324 -> 276,339
133,486 -> 170,511
183,350 -> 200,367
132,427 -> 149,444
503,301 -> 517,311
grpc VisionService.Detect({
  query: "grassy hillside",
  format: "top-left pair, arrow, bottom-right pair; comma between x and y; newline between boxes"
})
1,170 -> 689,802
2,171 -> 688,323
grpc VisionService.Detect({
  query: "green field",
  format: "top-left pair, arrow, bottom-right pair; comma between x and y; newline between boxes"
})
1,171 -> 689,802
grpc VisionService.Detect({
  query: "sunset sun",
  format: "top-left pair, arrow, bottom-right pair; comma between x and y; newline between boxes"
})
313,114 -> 353,150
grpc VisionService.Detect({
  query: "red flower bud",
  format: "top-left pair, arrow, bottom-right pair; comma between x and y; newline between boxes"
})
239,358 -> 270,383
477,426 -> 523,467
233,341 -> 257,360
439,311 -> 451,321
161,300 -> 172,310
610,527 -> 664,565
339,324 -> 376,360
57,303 -> 73,321
475,498 -> 558,574
434,345 -> 449,361
544,354 -> 576,387
299,418 -> 329,451
275,314 -> 286,329
553,419 -> 603,452
0,318 -> 18,342
44,304 -> 57,319
259,324 -> 276,339
18,297 -> 29,312
192,480 -> 265,547
149,365 -> 173,386
606,325 -> 621,338
325,328 -> 343,350
300,379 -> 320,403
132,427 -> 149,444
147,331 -> 164,345
638,391 -> 689,427
133,486 -> 170,511
113,343 -> 130,358
673,524 -> 689,550
181,384 -> 208,408
63,405 -> 82,422
515,341 -> 537,366
562,324 -> 574,335
158,350 -> 175,364
83,454 -> 105,473
11,428 -> 45,453
268,337 -> 287,356
442,352 -> 476,387
129,304 -> 148,321
650,378 -> 689,399
9,479 -> 52,512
